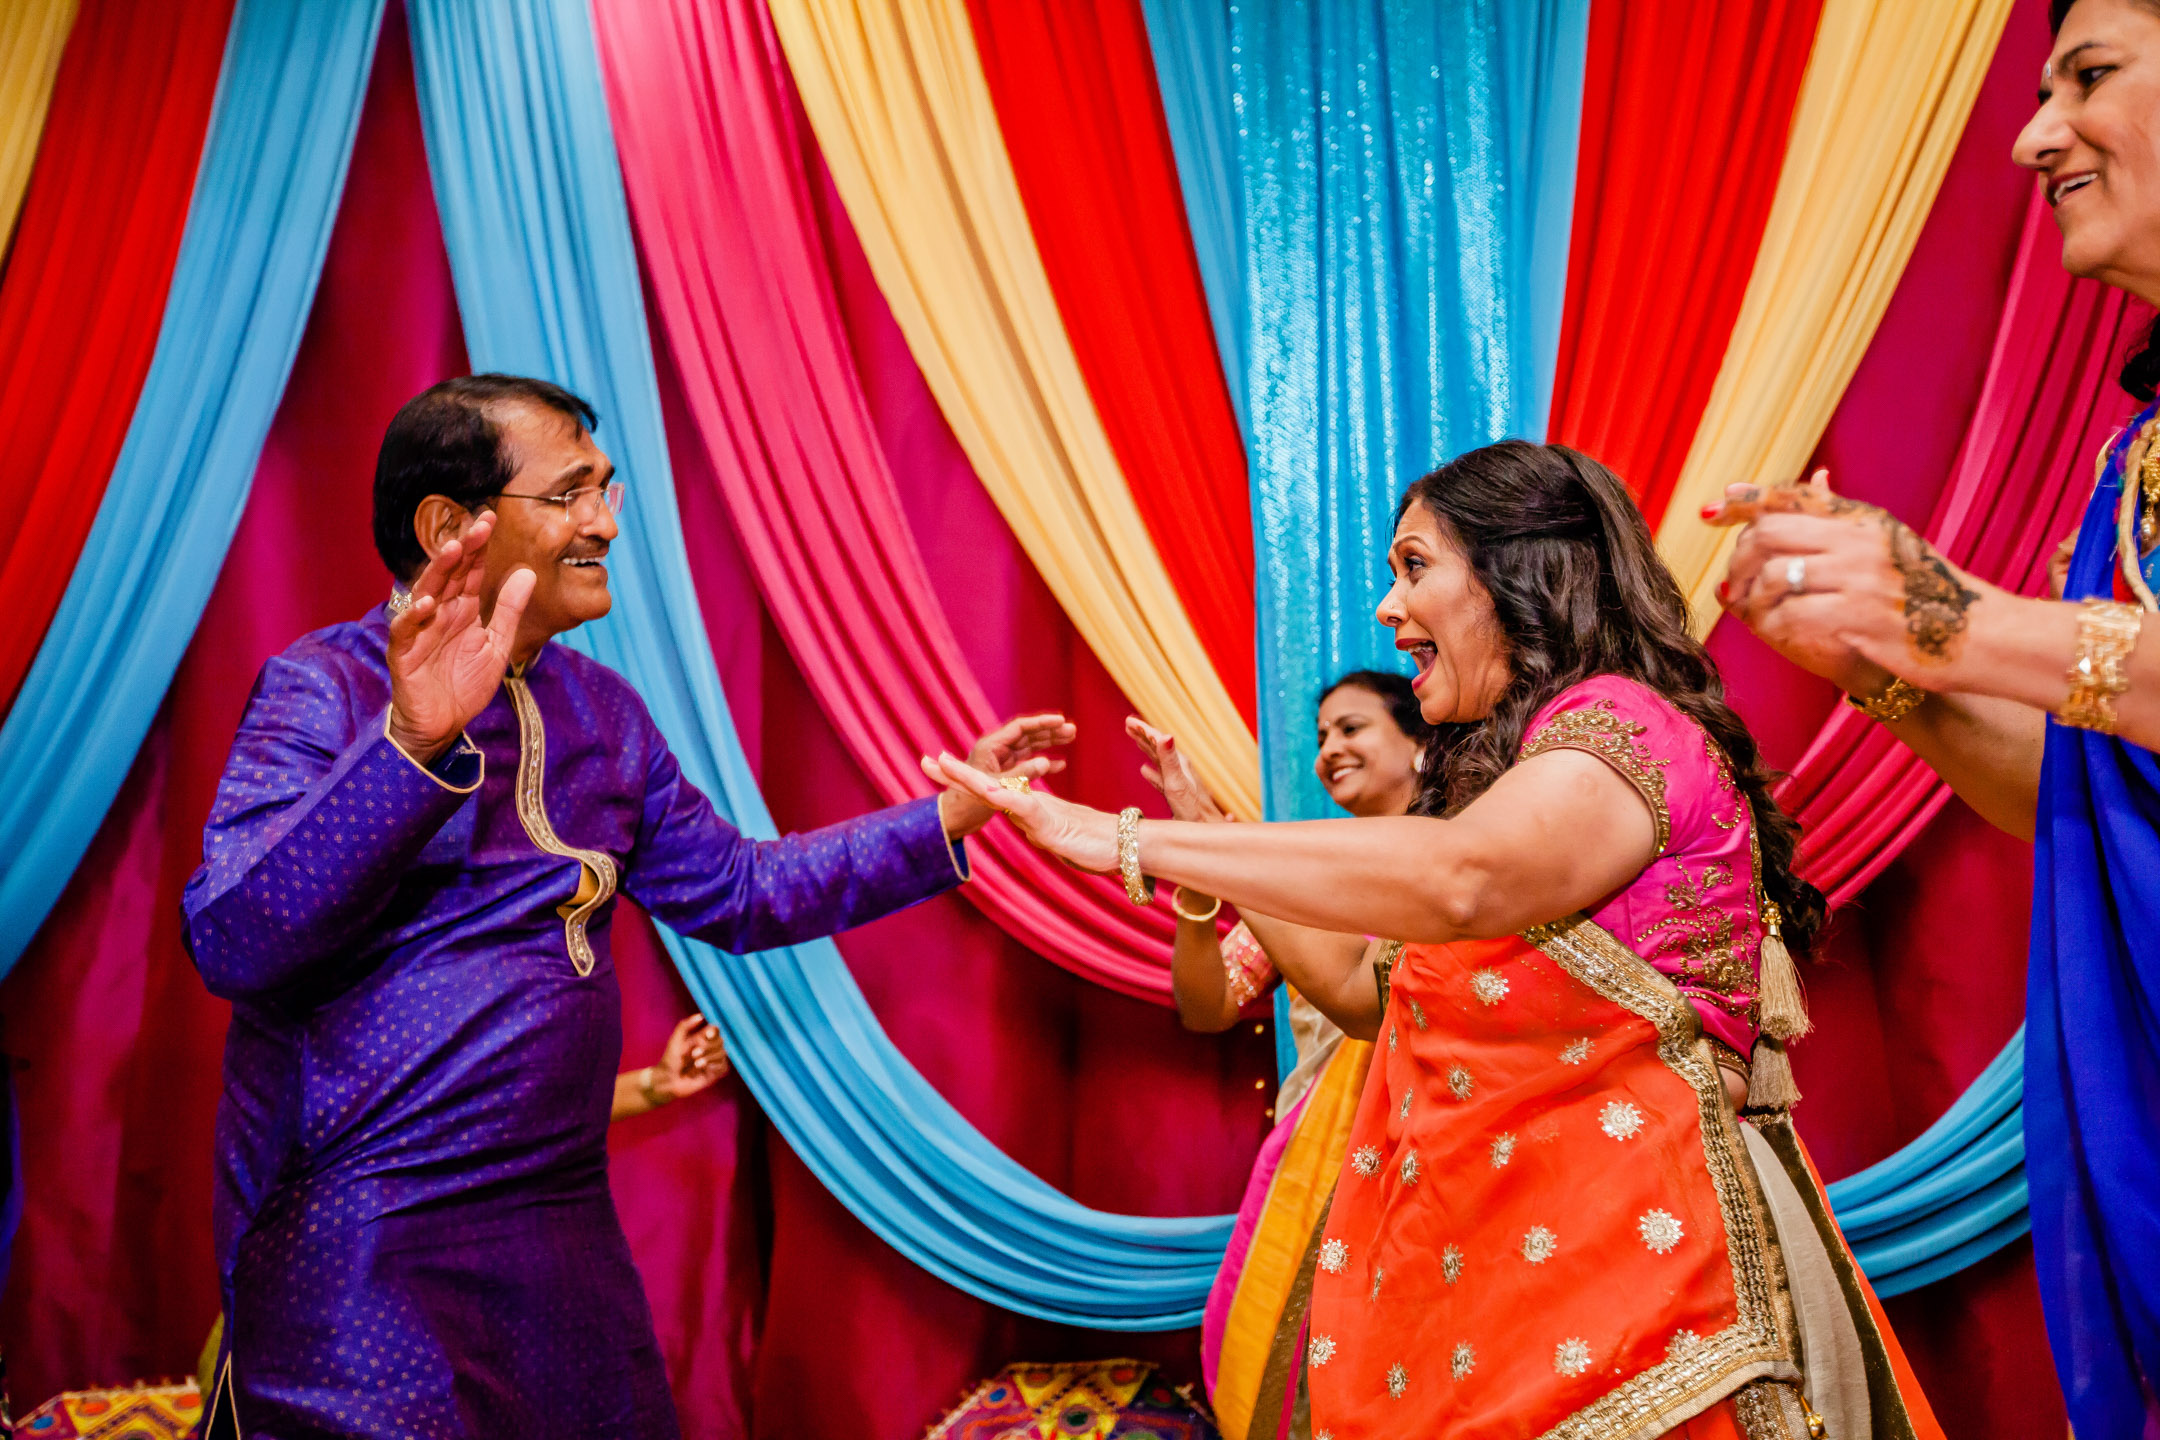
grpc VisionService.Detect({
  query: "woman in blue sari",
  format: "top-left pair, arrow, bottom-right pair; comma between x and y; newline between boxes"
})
1711,2 -> 2160,1430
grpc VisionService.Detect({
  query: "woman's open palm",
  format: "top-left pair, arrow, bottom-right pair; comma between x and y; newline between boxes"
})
1124,715 -> 1227,824
387,513 -> 535,755
926,752 -> 1121,873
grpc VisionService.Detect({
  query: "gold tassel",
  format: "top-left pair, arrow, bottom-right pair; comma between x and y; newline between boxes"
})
1747,1037 -> 1803,1110
1755,900 -> 1811,1043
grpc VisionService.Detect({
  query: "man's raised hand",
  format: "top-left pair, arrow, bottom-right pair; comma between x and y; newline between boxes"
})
386,512 -> 535,763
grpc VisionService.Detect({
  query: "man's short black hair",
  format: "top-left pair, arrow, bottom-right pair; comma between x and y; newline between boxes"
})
372,374 -> 599,580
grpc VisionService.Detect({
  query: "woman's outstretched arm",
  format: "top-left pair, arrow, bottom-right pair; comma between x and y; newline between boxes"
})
928,748 -> 1658,946
1168,911 -> 1380,1037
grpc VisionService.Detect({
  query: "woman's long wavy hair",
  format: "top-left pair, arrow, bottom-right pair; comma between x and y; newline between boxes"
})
1400,440 -> 1827,958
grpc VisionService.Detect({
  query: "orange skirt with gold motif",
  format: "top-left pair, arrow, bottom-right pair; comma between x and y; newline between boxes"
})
1303,919 -> 1941,1440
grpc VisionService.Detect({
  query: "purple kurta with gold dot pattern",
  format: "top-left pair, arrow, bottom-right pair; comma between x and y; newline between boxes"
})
182,606 -> 963,1438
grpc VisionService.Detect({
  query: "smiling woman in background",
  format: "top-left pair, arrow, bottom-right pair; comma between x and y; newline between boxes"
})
1706,2 -> 2160,1432
1128,674 -> 1435,1439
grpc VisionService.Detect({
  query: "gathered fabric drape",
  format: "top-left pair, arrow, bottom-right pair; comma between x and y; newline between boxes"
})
0,0 -> 238,720
767,0 -> 1261,820
1133,0 -> 1246,440
1780,194 -> 2148,905
0,0 -> 383,981
1828,1033 -> 2026,1297
410,0 -> 1234,1329
1652,0 -> 2016,633
1226,0 -> 1590,821
1545,0 -> 1823,522
962,0 -> 1254,725
0,0 -> 75,252
593,0 -> 1191,999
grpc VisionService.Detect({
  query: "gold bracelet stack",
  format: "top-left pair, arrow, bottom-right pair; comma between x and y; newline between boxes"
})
1171,886 -> 1222,923
1115,806 -> 1154,906
1844,677 -> 1928,724
2063,599 -> 2144,733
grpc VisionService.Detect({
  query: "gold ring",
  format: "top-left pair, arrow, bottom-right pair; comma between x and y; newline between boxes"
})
996,774 -> 1032,793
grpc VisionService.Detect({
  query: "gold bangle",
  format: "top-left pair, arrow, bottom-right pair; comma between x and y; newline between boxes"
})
1843,676 -> 1928,724
1171,886 -> 1222,923
2063,599 -> 2144,732
638,1065 -> 670,1108
1115,806 -> 1154,906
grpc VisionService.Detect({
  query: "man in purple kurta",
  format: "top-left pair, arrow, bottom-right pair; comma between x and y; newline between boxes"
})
183,376 -> 1069,1439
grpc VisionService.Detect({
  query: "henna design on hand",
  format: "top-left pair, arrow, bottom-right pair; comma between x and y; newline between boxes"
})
1888,522 -> 1979,662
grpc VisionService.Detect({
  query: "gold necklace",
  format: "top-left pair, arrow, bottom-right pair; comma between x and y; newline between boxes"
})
2141,438 -> 2160,551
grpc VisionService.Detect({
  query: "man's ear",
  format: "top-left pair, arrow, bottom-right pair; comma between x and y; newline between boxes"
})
411,495 -> 472,567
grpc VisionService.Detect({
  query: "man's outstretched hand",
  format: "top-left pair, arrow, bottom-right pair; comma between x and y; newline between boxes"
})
386,513 -> 535,764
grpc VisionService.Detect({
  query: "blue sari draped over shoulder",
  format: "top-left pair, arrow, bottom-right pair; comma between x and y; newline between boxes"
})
2034,396 -> 2160,1438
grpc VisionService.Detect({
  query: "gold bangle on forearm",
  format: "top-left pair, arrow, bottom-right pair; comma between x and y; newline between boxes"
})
1115,806 -> 1155,906
2063,599 -> 2144,733
1844,676 -> 1928,724
1171,885 -> 1221,923
638,1065 -> 671,1109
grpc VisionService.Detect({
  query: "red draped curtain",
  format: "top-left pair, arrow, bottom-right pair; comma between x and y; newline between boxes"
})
0,0 -> 235,714
1546,0 -> 1823,521
961,0 -> 1255,724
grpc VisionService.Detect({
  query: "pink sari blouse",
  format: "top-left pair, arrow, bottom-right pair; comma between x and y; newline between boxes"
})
1518,674 -> 1768,1056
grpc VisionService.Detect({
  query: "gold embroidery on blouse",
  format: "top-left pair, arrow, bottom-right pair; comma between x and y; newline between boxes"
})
504,673 -> 618,978
1519,699 -> 1671,854
1704,734 -> 1744,831
1637,861 -> 1756,1011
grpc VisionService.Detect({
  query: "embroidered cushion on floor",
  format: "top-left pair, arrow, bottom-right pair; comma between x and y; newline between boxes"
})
12,1383 -> 204,1438
925,1359 -> 1220,1440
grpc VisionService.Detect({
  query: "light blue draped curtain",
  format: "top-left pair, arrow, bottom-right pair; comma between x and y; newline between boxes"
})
1230,0 -> 1588,824
404,0 -> 1229,1329
0,0 -> 385,979
1825,1032 -> 2028,1297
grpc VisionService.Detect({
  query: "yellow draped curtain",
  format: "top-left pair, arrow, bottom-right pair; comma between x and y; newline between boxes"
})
768,0 -> 1262,818
1211,1039 -> 1371,1440
0,0 -> 78,253
1652,0 -> 2016,635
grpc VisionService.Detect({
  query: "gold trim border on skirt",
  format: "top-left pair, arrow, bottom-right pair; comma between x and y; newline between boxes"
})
1521,914 -> 1802,1440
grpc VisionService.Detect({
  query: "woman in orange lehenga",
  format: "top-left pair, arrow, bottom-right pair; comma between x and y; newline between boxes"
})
933,442 -> 1944,1439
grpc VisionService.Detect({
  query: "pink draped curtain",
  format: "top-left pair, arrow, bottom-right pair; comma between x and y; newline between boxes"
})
590,0 -> 1191,1003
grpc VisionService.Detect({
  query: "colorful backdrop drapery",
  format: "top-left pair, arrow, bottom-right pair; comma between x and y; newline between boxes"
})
596,0 -> 1191,1002
0,0 -> 235,719
1545,0 -> 1822,519
961,0 -> 1256,733
769,0 -> 1262,822
1652,0 -> 2017,632
1181,0 -> 1591,824
0,0 -> 77,249
0,0 -> 382,981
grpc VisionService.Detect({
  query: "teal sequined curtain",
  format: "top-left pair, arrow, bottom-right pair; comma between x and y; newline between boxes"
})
1231,0 -> 1588,822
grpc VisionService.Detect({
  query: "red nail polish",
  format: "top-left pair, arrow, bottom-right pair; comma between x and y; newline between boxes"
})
1717,580 -> 1730,603
1701,504 -> 1720,520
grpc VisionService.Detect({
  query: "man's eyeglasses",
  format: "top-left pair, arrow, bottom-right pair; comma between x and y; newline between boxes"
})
487,480 -> 625,522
